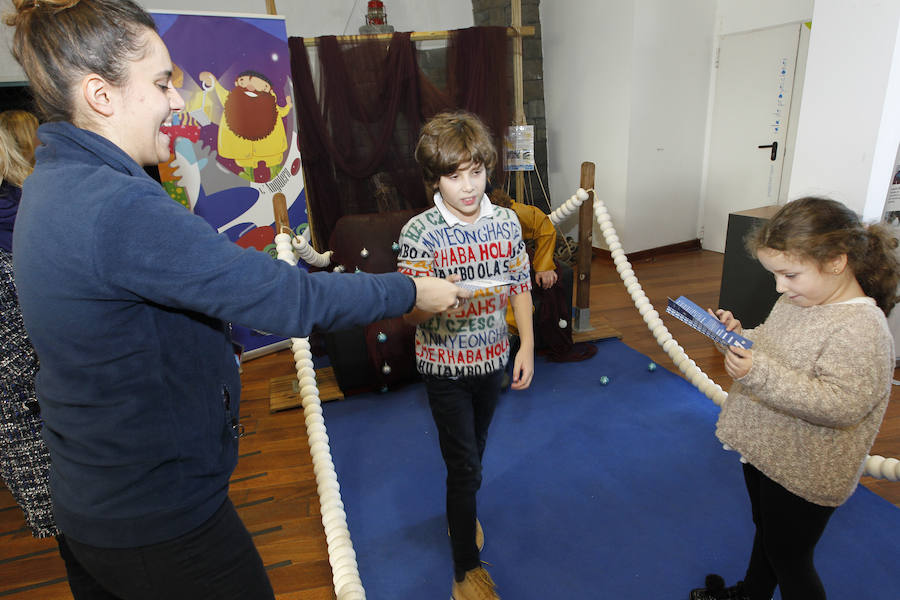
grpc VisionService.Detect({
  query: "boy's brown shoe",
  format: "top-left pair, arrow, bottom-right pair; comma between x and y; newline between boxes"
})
447,519 -> 485,552
475,519 -> 484,552
451,566 -> 499,600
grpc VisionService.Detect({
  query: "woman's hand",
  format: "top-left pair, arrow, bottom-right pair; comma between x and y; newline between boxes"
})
411,276 -> 471,314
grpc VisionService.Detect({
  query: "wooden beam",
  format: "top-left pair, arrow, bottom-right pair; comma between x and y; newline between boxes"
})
511,1 -> 525,126
511,0 -> 526,203
265,0 -> 277,15
272,193 -> 289,235
576,162 -> 595,312
301,25 -> 535,46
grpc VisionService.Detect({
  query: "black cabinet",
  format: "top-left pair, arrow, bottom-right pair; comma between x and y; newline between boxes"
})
717,206 -> 781,329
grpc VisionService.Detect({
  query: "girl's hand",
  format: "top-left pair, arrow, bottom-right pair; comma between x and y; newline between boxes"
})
709,308 -> 743,334
724,344 -> 752,379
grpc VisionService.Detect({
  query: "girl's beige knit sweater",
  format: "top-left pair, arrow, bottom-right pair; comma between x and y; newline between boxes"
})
716,295 -> 894,507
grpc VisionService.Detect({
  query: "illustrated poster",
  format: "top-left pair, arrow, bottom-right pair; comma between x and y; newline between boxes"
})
152,11 -> 308,356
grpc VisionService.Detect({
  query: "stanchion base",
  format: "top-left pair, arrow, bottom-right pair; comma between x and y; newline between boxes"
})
573,307 -> 593,333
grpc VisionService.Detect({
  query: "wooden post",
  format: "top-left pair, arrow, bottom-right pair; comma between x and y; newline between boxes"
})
301,26 -> 535,46
511,0 -> 526,202
265,0 -> 277,15
272,193 -> 289,235
573,162 -> 595,332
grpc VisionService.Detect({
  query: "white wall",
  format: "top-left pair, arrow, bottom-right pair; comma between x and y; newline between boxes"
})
716,0 -> 813,36
0,0 -> 24,82
787,0 -> 900,221
624,0 -> 715,252
542,0 -> 814,252
0,0 -> 473,82
541,1 -> 633,244
543,0 -> 716,253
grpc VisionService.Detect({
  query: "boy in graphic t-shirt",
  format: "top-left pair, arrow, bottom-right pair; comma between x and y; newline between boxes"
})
398,111 -> 534,600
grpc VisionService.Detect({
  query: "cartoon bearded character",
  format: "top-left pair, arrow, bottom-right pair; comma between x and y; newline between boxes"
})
199,70 -> 293,180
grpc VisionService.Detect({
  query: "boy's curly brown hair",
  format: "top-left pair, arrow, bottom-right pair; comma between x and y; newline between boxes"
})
415,111 -> 497,191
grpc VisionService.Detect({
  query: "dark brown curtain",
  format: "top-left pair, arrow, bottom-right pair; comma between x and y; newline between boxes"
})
288,27 -> 510,248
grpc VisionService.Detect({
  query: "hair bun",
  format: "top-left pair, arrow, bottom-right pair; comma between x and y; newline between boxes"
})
13,0 -> 80,13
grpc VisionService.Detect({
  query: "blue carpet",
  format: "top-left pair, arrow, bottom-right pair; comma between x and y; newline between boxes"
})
323,339 -> 900,599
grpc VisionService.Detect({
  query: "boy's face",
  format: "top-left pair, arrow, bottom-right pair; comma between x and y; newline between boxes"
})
436,161 -> 486,224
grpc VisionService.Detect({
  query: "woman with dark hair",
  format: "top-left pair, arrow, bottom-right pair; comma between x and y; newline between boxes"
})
5,1 -> 468,598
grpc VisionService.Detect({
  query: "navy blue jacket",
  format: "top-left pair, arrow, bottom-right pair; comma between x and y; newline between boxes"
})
13,122 -> 415,547
0,180 -> 21,253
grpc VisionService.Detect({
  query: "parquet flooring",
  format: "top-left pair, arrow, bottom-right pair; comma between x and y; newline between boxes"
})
2,248 -> 897,598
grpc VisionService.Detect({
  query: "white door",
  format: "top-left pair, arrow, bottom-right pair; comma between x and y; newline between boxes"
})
702,23 -> 805,253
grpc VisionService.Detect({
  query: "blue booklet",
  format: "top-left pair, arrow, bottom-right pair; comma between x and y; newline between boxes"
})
665,296 -> 753,349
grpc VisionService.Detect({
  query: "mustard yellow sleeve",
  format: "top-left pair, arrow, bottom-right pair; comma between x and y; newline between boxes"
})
510,201 -> 556,272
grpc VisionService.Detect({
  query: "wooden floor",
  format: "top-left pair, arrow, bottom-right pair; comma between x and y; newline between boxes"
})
2,248 -> 898,599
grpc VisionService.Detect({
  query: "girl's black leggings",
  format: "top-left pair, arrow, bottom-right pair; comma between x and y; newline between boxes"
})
742,463 -> 836,600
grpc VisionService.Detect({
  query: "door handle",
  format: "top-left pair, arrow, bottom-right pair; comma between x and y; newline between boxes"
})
757,141 -> 778,161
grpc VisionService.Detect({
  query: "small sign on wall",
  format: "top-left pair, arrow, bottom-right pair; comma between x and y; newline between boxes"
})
505,125 -> 535,172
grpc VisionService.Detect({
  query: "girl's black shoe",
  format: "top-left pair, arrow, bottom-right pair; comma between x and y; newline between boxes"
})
689,574 -> 750,600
